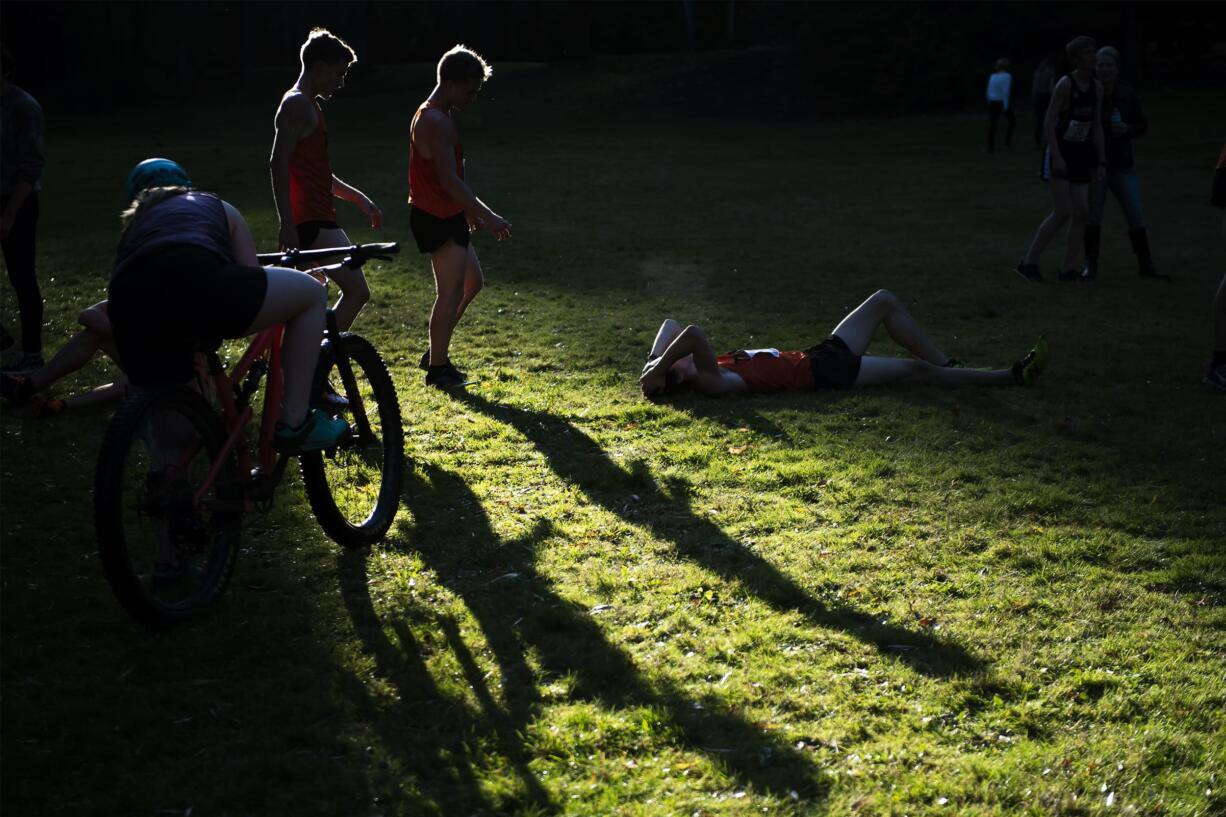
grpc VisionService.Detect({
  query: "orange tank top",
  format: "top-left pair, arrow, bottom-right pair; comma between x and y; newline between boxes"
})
289,100 -> 335,224
408,103 -> 465,218
715,349 -> 815,393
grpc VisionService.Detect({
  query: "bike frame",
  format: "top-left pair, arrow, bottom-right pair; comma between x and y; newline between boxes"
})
168,242 -> 398,512
191,325 -> 287,509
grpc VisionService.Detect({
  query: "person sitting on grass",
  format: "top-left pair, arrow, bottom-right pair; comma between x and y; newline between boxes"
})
639,290 -> 1048,398
0,300 -> 125,416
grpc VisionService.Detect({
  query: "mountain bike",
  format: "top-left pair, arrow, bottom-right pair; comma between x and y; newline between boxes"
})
94,242 -> 404,627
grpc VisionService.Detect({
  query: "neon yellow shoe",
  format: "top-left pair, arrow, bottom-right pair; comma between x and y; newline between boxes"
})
1013,337 -> 1050,386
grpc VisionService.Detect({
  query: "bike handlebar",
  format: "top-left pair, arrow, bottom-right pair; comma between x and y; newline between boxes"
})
256,242 -> 400,268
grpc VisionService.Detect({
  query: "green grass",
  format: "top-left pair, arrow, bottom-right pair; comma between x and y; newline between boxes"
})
3,56 -> 1224,816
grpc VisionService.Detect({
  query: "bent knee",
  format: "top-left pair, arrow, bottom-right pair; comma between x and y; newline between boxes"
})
871,289 -> 902,309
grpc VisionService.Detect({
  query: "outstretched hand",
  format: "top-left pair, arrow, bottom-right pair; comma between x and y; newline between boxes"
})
483,213 -> 513,241
365,199 -> 384,230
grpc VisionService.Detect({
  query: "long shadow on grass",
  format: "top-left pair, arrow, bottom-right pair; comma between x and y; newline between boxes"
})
335,532 -> 553,815
336,464 -> 830,814
455,391 -> 982,678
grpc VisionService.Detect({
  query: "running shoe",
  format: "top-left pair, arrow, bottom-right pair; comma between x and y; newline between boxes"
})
1014,262 -> 1043,283
425,363 -> 470,389
273,410 -> 351,454
29,394 -> 66,418
1013,338 -> 1050,386
311,382 -> 350,414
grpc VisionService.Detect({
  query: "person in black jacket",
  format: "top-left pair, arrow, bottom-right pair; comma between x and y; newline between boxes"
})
1082,46 -> 1164,280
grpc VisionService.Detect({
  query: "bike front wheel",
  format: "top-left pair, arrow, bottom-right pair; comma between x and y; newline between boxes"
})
94,386 -> 243,627
301,333 -> 405,547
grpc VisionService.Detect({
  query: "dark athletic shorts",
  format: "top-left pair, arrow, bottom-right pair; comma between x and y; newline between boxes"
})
296,220 -> 340,249
109,244 -> 268,386
410,206 -> 470,254
1052,140 -> 1096,185
803,335 -> 862,389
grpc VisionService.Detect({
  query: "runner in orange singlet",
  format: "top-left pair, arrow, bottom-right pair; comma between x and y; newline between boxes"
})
409,45 -> 512,389
640,291 -> 1048,398
270,28 -> 382,332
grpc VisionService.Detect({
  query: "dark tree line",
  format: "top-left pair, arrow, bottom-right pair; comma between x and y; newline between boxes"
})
2,1 -> 1222,114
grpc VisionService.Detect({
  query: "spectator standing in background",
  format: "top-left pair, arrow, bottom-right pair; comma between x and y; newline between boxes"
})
1,44 -> 46,373
1081,46 -> 1163,281
986,58 -> 1015,153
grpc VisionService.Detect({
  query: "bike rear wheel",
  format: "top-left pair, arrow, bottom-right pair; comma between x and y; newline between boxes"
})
301,333 -> 405,547
94,386 -> 242,627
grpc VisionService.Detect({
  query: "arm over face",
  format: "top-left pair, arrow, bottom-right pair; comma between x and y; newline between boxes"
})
639,324 -> 743,397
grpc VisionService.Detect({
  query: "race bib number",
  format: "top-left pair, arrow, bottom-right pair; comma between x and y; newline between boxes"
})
1063,120 -> 1091,142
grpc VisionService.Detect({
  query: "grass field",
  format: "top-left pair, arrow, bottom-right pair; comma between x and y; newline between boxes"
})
2,56 -> 1224,816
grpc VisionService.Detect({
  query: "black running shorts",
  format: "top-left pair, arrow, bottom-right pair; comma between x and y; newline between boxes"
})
803,335 -> 862,389
410,206 -> 470,254
296,220 -> 340,249
109,244 -> 268,386
1054,140 -> 1096,185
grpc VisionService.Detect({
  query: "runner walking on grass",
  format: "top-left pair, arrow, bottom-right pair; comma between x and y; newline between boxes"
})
1016,35 -> 1106,283
270,28 -> 382,332
409,44 -> 512,389
639,290 -> 1048,398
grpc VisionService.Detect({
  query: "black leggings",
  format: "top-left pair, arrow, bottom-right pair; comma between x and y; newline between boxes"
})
1,193 -> 42,354
988,102 -> 1015,152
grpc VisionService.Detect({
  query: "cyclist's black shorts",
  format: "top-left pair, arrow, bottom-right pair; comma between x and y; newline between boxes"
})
109,244 -> 268,386
410,206 -> 469,254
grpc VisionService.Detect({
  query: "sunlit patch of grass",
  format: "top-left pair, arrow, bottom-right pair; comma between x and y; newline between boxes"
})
2,55 -> 1224,817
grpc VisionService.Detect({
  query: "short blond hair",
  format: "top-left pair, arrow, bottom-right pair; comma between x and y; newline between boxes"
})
301,28 -> 356,70
437,44 -> 492,84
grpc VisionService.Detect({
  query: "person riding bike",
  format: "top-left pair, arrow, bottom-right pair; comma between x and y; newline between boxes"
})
108,158 -> 347,453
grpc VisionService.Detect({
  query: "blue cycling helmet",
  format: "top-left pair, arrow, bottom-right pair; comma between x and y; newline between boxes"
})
125,158 -> 192,201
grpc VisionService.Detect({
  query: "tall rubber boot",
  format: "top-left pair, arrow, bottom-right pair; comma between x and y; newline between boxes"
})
1129,227 -> 1167,279
1081,224 -> 1101,280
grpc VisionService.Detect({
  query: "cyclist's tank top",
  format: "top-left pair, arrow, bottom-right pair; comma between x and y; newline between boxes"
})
113,192 -> 233,278
408,102 -> 465,219
715,349 -> 815,393
289,99 -> 336,224
1056,73 -> 1097,146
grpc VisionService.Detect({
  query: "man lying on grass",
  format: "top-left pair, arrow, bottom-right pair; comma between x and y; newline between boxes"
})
639,289 -> 1048,398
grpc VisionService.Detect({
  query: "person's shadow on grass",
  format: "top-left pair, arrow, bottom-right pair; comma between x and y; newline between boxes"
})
454,390 -> 983,679
336,463 -> 831,815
